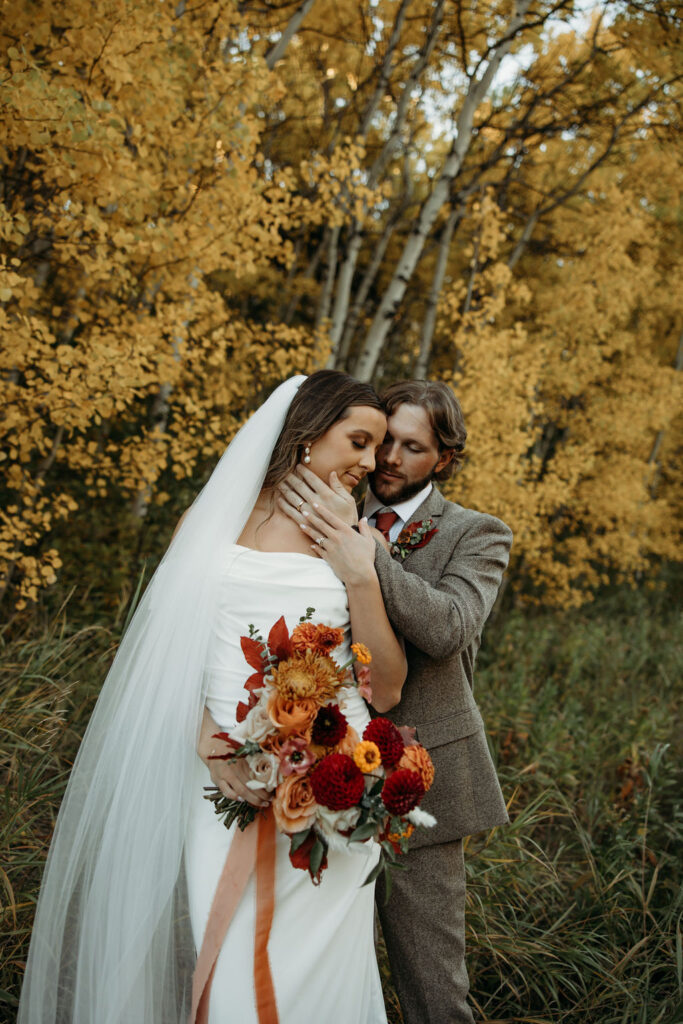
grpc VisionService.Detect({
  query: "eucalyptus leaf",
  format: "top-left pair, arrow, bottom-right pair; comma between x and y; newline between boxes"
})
350,820 -> 379,841
289,828 -> 312,853
310,837 -> 325,877
362,856 -> 385,887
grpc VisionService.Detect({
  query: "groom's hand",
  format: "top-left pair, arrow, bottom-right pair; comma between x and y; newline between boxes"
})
277,466 -> 359,527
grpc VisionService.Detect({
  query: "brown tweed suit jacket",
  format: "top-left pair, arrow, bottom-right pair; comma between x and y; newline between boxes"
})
373,485 -> 512,847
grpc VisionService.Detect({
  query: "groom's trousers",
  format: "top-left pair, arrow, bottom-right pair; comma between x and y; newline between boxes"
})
376,839 -> 475,1024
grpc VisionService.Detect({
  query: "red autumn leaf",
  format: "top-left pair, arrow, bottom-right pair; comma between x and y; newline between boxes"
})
268,615 -> 292,661
236,690 -> 258,723
398,725 -> 418,747
208,732 -> 241,759
244,671 -> 264,693
240,635 -> 266,671
395,520 -> 438,551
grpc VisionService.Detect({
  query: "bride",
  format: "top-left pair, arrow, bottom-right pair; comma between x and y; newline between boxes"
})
19,371 -> 406,1024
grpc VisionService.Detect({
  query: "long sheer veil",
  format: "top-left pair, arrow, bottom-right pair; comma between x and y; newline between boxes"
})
18,375 -> 306,1024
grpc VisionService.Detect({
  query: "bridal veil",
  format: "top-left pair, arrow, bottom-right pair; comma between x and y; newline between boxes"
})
18,376 -> 305,1024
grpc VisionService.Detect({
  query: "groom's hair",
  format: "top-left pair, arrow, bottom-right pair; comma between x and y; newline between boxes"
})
263,370 -> 382,490
381,379 -> 467,482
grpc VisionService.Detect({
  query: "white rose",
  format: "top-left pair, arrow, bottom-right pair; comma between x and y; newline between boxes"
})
315,804 -> 362,851
407,807 -> 437,829
246,751 -> 279,792
230,697 -> 275,746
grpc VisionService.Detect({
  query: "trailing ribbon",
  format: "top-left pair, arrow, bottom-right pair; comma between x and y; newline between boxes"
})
254,810 -> 278,1023
189,809 -> 279,1024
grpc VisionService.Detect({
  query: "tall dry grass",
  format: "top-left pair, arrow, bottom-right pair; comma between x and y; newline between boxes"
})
1,576 -> 681,1022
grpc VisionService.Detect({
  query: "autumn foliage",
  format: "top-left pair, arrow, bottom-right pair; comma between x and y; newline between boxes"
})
1,0 -> 681,609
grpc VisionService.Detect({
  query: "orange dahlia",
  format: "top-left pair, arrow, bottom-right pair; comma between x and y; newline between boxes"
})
291,622 -> 345,656
353,741 -> 382,773
270,651 -> 343,704
399,744 -> 435,791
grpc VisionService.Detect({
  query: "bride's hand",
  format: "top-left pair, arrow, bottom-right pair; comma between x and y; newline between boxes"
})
198,715 -> 270,808
208,755 -> 271,808
277,466 -> 359,527
294,504 -> 377,586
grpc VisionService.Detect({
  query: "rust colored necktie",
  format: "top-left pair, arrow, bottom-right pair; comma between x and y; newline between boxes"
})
374,508 -> 399,541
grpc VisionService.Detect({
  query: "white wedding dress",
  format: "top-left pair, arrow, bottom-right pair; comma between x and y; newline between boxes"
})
184,543 -> 387,1024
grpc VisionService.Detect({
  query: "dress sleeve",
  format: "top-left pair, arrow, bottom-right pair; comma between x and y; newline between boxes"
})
373,513 -> 512,659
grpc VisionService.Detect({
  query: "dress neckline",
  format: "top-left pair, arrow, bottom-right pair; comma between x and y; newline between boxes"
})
230,542 -> 321,562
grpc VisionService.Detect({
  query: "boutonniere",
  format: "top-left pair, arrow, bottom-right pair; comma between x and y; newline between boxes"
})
390,518 -> 438,560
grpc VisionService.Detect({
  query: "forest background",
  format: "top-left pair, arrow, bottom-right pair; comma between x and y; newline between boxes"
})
1,0 -> 681,1021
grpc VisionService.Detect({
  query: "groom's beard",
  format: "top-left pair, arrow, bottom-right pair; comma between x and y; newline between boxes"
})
368,465 -> 435,505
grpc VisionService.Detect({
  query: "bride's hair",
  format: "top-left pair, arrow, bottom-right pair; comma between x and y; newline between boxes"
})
262,370 -> 383,489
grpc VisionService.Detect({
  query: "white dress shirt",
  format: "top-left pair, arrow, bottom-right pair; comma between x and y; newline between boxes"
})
363,482 -> 433,543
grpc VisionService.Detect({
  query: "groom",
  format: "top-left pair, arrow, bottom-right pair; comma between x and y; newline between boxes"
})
280,379 -> 512,1023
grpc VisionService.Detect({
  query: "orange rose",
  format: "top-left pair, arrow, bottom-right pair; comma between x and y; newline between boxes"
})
398,744 -> 435,791
267,692 -> 318,737
272,774 -> 317,833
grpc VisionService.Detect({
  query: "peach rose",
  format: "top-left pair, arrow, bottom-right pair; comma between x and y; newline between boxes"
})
267,693 -> 318,737
272,774 -> 317,833
334,725 -> 360,758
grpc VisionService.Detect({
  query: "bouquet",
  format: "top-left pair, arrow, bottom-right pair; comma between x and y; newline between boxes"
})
205,609 -> 436,889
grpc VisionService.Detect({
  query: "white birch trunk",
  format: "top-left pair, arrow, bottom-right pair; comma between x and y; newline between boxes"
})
265,0 -> 316,70
314,224 -> 340,333
325,0 -> 415,364
329,214 -> 399,369
414,203 -> 462,378
353,0 -> 532,382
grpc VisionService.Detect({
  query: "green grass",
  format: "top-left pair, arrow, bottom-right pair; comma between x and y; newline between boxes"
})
1,577 -> 681,1022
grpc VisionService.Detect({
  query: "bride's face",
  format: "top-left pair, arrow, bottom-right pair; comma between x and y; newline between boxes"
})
307,406 -> 387,492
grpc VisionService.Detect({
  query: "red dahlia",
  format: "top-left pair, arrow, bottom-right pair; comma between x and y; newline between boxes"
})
312,705 -> 348,747
363,718 -> 404,768
381,769 -> 425,815
310,754 -> 365,810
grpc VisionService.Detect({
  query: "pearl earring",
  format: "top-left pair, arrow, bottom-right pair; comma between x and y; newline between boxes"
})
303,444 -> 311,464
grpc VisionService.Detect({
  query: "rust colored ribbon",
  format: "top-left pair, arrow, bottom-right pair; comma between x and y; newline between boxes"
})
189,809 -> 279,1024
254,810 -> 278,1023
